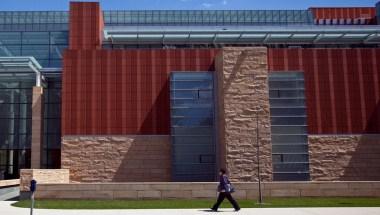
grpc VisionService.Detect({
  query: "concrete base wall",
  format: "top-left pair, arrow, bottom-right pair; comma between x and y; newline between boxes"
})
0,179 -> 20,187
20,169 -> 69,192
309,135 -> 380,181
32,181 -> 380,200
61,135 -> 171,182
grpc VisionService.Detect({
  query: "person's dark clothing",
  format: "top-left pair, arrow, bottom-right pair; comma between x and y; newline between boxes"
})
218,175 -> 229,191
212,192 -> 240,211
212,174 -> 240,211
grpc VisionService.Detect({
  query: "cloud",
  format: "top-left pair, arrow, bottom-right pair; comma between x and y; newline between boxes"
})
222,0 -> 227,5
202,2 -> 213,8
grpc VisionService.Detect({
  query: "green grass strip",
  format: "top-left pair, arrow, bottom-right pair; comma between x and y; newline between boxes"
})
12,197 -> 380,209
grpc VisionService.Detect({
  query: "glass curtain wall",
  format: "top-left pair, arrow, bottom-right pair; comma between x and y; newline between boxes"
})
42,77 -> 61,169
170,72 -> 216,181
0,31 -> 68,68
104,10 -> 313,26
0,77 -> 33,180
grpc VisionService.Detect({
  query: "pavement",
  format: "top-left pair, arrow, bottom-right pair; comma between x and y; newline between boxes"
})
0,187 -> 19,201
1,201 -> 380,215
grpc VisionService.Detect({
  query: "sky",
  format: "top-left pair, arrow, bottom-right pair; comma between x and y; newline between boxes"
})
0,0 -> 378,11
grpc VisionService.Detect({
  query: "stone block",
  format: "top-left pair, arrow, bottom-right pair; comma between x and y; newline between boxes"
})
150,183 -> 181,191
113,190 -> 138,199
309,135 -> 380,181
19,169 -> 70,191
61,135 -> 171,182
233,190 -> 247,199
270,189 -> 300,197
0,179 -> 19,187
162,190 -> 192,199
300,189 -> 323,197
192,190 -> 217,198
81,191 -> 114,199
137,190 -> 161,199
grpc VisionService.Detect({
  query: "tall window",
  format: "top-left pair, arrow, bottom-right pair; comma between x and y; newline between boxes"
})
0,78 -> 33,179
269,72 -> 310,181
170,72 -> 216,181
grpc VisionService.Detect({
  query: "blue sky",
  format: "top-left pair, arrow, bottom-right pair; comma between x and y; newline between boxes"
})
0,0 -> 378,10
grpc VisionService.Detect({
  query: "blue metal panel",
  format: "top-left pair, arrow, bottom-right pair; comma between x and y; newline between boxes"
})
269,72 -> 310,181
170,72 -> 216,182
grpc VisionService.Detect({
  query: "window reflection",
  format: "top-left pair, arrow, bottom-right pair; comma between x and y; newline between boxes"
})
170,72 -> 216,182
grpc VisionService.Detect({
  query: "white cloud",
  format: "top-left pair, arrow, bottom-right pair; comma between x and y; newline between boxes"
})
202,2 -> 213,8
222,0 -> 227,5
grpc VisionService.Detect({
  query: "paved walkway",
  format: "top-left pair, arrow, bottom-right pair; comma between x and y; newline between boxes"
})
0,187 -> 19,201
1,201 -> 380,215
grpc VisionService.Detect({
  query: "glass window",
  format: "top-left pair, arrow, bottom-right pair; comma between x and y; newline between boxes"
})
0,44 -> 21,57
170,72 -> 216,182
22,32 -> 49,44
50,45 -> 66,59
50,31 -> 68,44
0,79 -> 34,179
21,45 -> 49,59
0,32 -> 21,44
269,72 -> 310,181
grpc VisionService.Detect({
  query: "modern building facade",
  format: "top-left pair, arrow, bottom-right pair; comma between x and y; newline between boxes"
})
1,2 -> 380,182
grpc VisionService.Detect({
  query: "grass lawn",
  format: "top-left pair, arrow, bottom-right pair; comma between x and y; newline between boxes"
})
12,197 -> 380,209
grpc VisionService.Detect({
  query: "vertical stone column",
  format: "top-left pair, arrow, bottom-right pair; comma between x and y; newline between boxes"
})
215,47 -> 272,182
31,86 -> 44,169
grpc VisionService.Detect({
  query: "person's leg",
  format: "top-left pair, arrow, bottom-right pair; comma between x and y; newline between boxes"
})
211,192 -> 226,211
225,192 -> 240,210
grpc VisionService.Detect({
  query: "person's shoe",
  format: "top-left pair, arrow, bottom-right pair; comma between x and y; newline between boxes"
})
234,208 -> 241,212
210,208 -> 218,212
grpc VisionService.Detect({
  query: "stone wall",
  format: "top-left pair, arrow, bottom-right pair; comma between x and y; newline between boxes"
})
31,86 -> 44,168
215,47 -> 272,182
20,169 -> 69,191
33,181 -> 380,199
61,135 -> 171,182
0,179 -> 19,187
309,135 -> 380,181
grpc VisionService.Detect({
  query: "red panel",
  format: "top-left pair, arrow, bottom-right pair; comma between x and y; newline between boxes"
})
69,2 -> 103,50
310,7 -> 376,20
62,49 -> 219,135
268,48 -> 380,134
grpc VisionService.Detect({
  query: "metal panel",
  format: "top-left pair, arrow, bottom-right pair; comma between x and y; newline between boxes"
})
170,72 -> 216,182
269,71 -> 310,181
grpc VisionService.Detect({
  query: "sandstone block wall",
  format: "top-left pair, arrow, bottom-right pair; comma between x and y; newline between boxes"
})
309,135 -> 380,181
215,47 -> 272,182
34,181 -> 380,200
31,86 -> 44,168
0,179 -> 20,187
20,169 -> 69,191
61,135 -> 171,182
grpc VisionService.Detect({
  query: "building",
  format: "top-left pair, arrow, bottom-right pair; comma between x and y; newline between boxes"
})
1,1 -> 380,183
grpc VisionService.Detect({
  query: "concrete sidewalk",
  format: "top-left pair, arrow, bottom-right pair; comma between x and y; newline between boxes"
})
1,201 -> 380,215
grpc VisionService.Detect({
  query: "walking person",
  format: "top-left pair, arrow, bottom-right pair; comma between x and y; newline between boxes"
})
211,168 -> 240,212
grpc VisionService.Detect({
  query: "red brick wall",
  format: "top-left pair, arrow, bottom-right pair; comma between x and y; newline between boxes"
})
62,49 -> 218,135
268,48 -> 380,134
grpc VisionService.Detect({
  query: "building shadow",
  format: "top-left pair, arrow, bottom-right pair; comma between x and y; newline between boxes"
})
113,81 -> 171,182
340,101 -> 380,181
